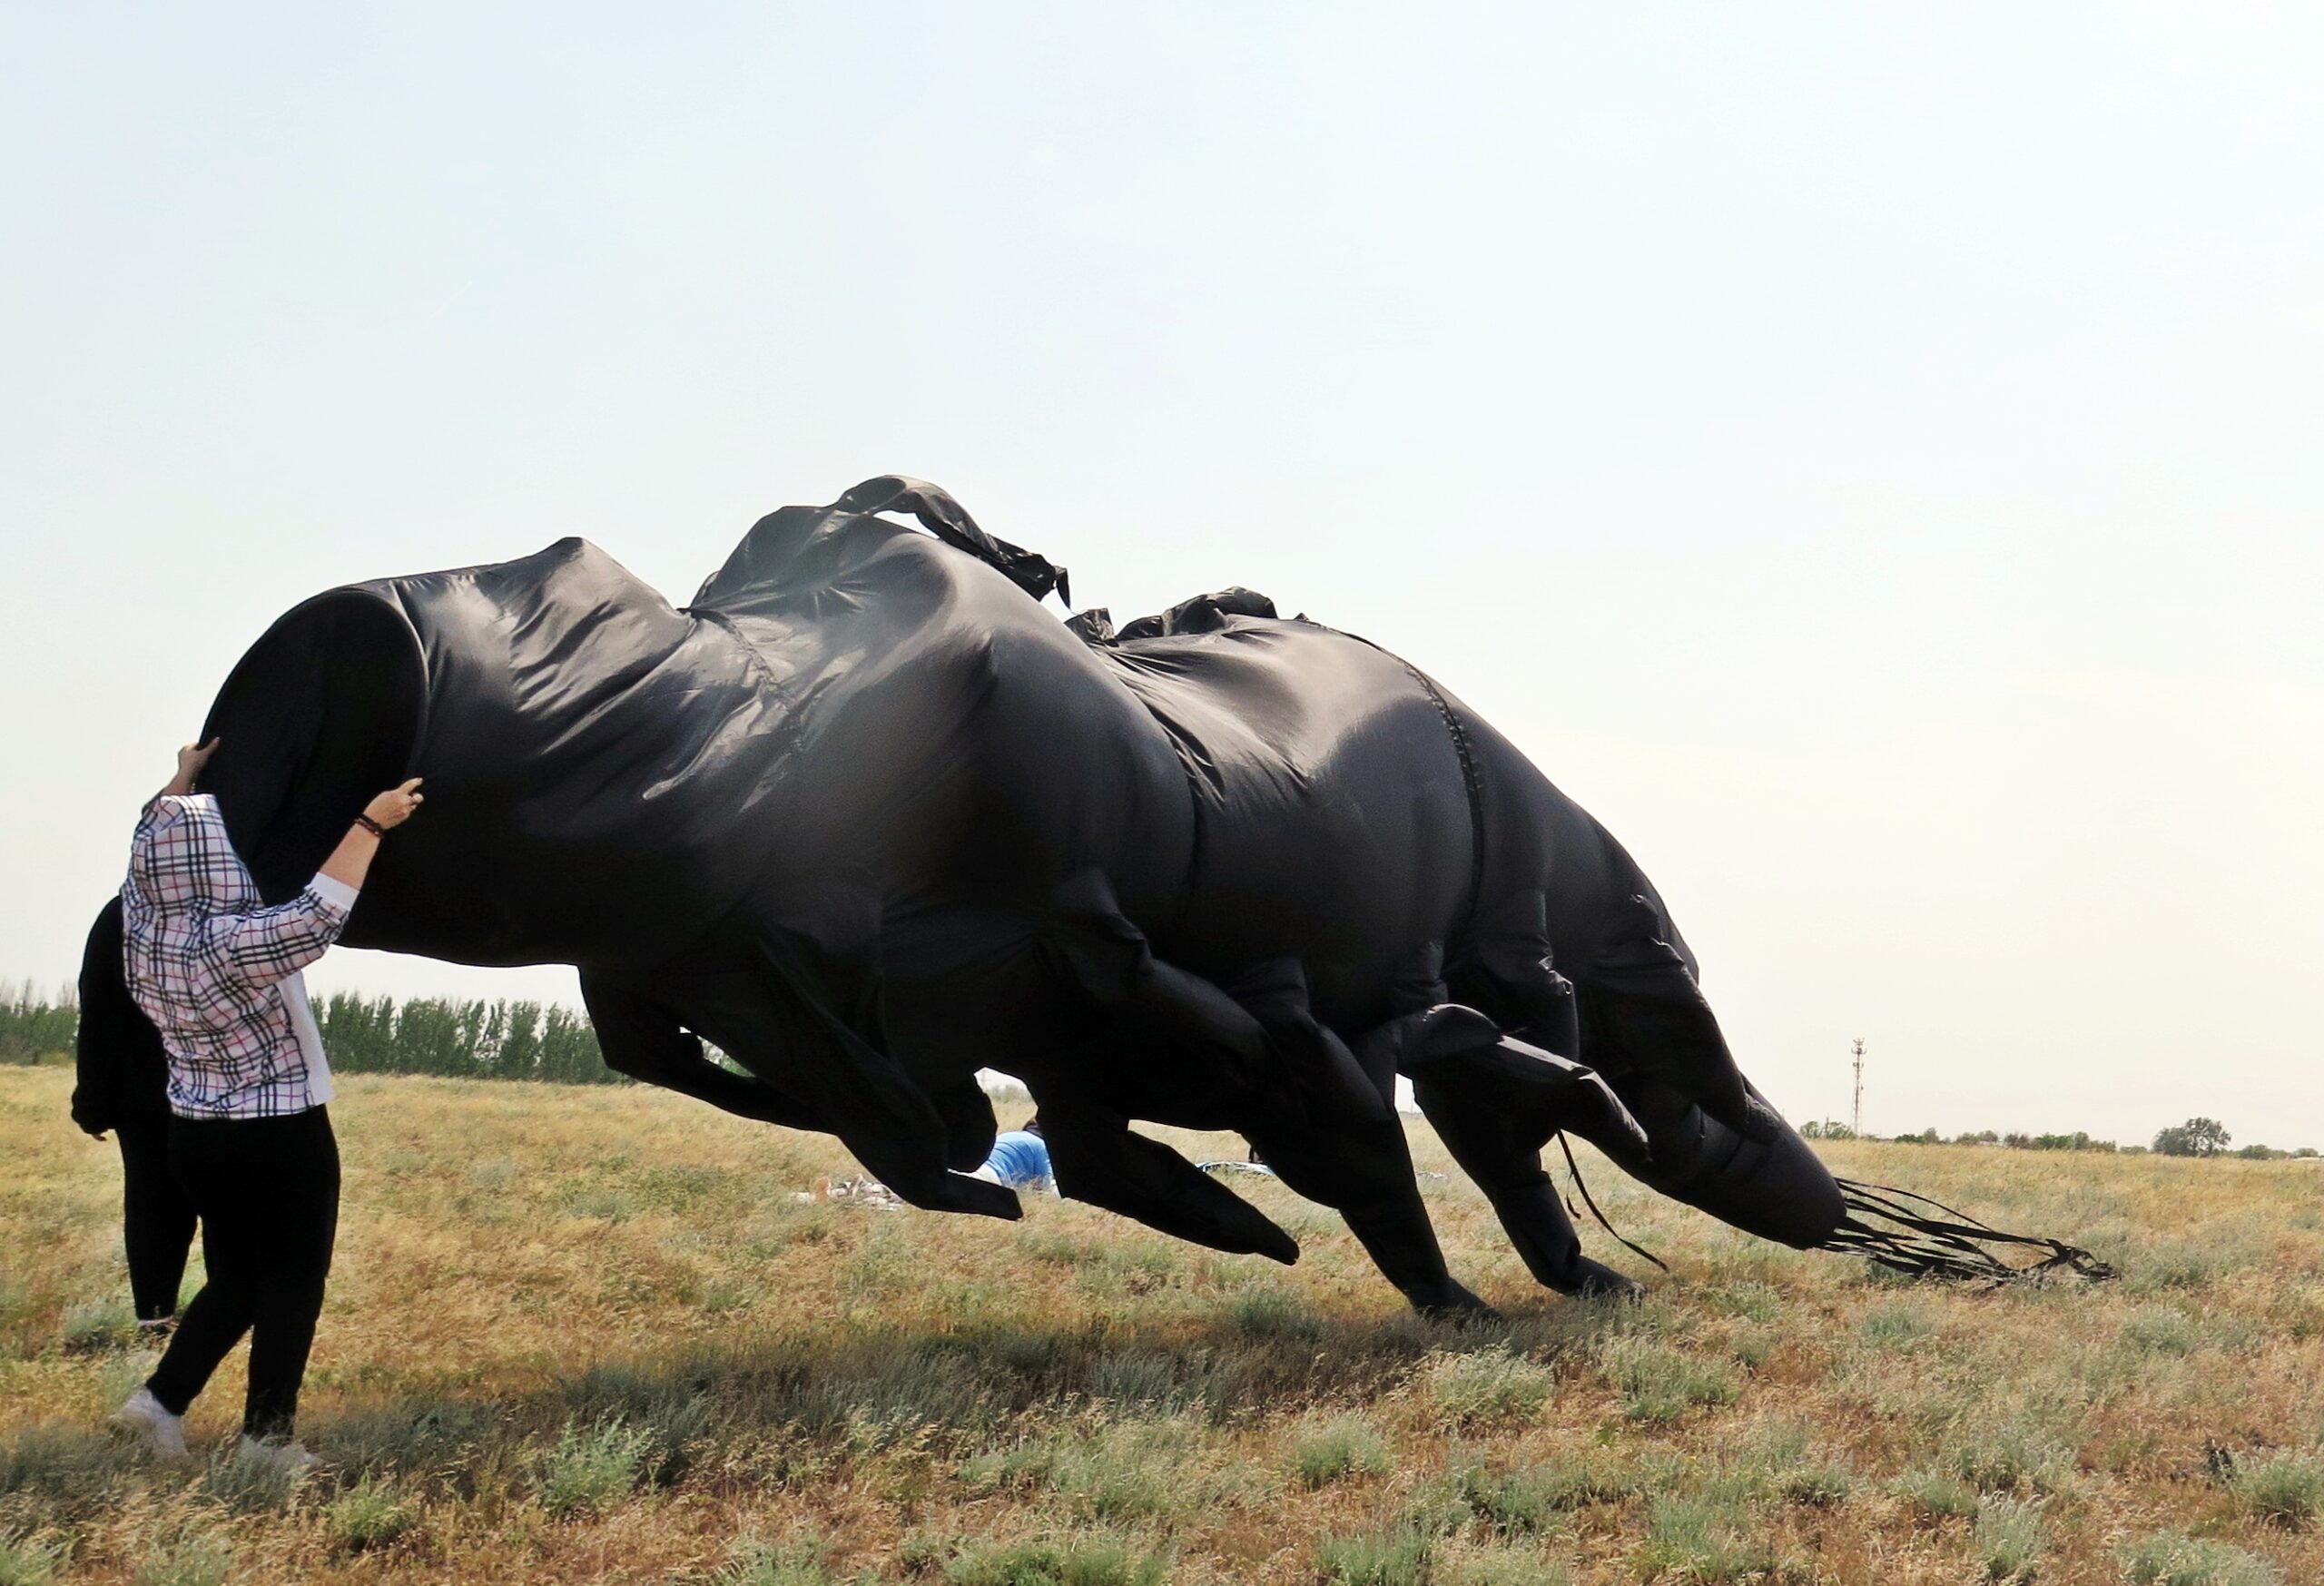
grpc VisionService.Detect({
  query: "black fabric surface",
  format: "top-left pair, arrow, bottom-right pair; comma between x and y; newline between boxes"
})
72,896 -> 172,1133
188,477 -> 1842,1310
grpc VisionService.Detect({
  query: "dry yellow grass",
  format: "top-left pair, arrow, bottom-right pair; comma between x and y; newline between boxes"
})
4,1065 -> 2321,1584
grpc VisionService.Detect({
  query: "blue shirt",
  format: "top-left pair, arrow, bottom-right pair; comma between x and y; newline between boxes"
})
982,1130 -> 1053,1188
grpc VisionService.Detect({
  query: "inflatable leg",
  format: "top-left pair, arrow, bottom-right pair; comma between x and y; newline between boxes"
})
666,944 -> 1020,1221
1231,970 -> 1490,1316
579,972 -> 835,1129
1032,1088 -> 1299,1264
1362,1000 -> 1645,1296
1412,1078 -> 1641,1297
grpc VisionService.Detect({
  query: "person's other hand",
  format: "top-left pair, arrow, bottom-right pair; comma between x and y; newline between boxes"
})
365,778 -> 426,830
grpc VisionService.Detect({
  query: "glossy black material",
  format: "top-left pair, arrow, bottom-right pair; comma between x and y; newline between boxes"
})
194,477 -> 1842,1308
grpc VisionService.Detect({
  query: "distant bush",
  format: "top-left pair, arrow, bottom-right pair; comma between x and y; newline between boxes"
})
0,982 -> 76,1066
2154,1118 -> 2231,1157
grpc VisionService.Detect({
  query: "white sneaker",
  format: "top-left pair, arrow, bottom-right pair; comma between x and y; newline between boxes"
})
110,1387 -> 189,1459
233,1434 -> 322,1474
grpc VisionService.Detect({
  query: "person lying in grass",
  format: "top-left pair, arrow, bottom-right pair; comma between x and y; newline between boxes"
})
108,737 -> 423,1473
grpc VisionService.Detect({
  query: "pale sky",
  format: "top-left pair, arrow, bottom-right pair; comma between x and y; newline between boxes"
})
4,5 -> 2319,1148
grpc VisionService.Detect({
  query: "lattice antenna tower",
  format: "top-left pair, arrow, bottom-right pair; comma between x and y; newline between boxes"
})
1851,1038 -> 1866,1137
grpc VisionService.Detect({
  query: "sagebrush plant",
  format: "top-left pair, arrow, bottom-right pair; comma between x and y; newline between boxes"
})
2,1067 -> 2319,1583
0,1529 -> 64,1586
1421,1347 -> 1557,1429
537,1414 -> 656,1518
2121,1531 -> 2282,1586
1292,1414 -> 1391,1487
1974,1497 -> 2046,1581
323,1478 -> 418,1552
2234,1450 -> 2324,1530
1313,1529 -> 1432,1586
128,1532 -> 233,1586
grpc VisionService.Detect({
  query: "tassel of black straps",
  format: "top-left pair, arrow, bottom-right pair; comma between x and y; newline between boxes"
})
1551,1143 -> 2112,1286
1817,1178 -> 2116,1285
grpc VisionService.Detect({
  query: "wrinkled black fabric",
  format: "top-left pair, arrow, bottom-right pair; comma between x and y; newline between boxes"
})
72,897 -> 172,1132
192,477 -> 1841,1308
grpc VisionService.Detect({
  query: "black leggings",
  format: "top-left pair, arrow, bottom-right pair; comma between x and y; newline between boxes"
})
114,1114 -> 197,1322
146,1108 -> 339,1440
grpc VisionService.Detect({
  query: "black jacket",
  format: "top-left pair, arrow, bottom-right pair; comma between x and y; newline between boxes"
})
70,896 -> 172,1135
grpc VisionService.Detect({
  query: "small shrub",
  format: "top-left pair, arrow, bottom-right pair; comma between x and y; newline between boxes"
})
2123,1307 -> 2200,1356
0,1530 -> 64,1586
537,1414 -> 655,1518
1433,1541 -> 1573,1585
1896,1466 -> 1979,1520
1088,1352 -> 1180,1409
1230,1286 -> 1321,1342
944,1537 -> 1170,1586
715,1536 -> 844,1586
1634,1496 -> 1774,1582
1974,1497 -> 2045,1581
1704,1282 -> 1782,1323
201,1445 -> 303,1512
1081,1245 -> 1178,1296
1295,1417 -> 1390,1487
1857,1305 -> 1937,1351
59,1297 -> 136,1355
1424,1348 -> 1556,1429
2131,1243 -> 2223,1295
1949,1423 -> 2074,1495
324,1478 -> 418,1552
791,1345 -> 1004,1445
1600,1338 -> 1739,1423
1019,1231 -> 1103,1267
2122,1531 -> 2280,1586
561,1364 -> 712,1480
1315,1530 -> 1431,1586
1778,1460 -> 1854,1507
2234,1449 -> 2324,1529
0,1423 -> 125,1516
320,1398 -> 495,1480
1444,1450 -> 1630,1534
130,1532 -> 233,1586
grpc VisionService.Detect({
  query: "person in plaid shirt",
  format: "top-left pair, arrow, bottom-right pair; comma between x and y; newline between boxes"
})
109,738 -> 424,1472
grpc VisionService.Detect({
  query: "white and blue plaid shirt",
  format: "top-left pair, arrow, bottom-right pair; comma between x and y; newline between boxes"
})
121,795 -> 358,1119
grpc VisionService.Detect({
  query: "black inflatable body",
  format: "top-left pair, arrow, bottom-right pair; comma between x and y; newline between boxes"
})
195,478 -> 1856,1313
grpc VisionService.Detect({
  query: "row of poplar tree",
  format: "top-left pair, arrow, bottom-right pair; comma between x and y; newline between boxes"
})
1,981 -> 626,1087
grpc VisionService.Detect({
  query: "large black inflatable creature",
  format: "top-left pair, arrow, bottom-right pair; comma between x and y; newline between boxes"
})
191,478 -> 2102,1312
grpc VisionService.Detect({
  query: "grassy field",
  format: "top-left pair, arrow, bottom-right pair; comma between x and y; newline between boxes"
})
3,1066 -> 2320,1586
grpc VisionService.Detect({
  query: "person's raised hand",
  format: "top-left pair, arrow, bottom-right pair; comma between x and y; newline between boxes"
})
364,778 -> 426,831
174,738 -> 220,789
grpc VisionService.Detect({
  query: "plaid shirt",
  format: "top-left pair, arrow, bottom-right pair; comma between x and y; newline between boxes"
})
121,795 -> 356,1119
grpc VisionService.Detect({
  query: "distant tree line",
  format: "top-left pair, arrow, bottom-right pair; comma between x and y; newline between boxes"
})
314,992 -> 626,1085
1802,1115 -> 2317,1160
1,982 -> 629,1087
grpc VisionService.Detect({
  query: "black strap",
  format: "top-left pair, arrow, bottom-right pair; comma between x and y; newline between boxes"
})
1558,1132 -> 1670,1274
